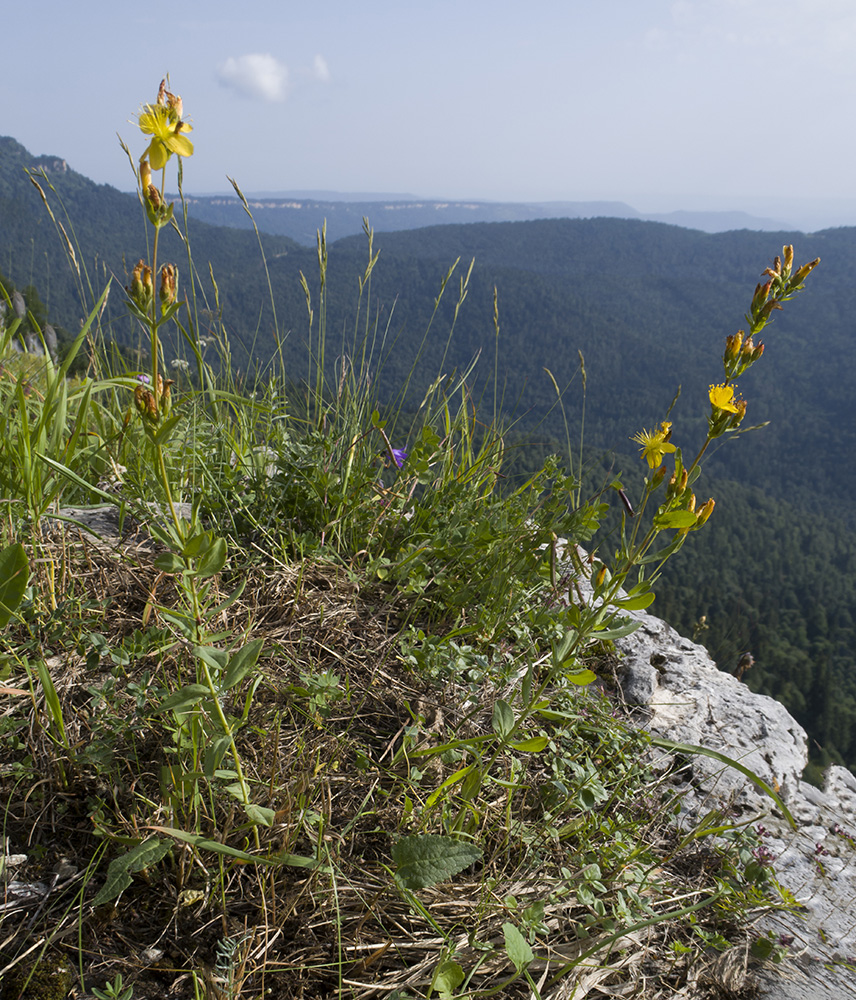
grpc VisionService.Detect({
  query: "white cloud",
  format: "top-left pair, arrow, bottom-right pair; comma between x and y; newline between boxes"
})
218,54 -> 289,102
313,54 -> 331,83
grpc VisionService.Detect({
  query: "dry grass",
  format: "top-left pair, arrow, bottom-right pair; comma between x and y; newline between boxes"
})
0,531 -> 766,1000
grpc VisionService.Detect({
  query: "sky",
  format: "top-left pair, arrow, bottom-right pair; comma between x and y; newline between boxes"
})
4,0 -> 856,222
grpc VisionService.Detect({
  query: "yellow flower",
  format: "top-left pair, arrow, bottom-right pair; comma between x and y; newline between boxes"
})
138,101 -> 193,170
631,421 -> 677,469
709,383 -> 739,413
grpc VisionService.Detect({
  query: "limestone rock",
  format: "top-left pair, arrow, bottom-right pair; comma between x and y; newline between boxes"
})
614,600 -> 856,997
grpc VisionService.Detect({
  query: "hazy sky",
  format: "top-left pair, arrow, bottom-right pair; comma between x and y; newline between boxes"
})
4,0 -> 856,213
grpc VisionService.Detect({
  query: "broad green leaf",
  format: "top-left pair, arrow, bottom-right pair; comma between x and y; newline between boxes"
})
195,537 -> 228,578
565,669 -> 597,685
431,959 -> 465,998
154,551 -> 185,574
205,579 -> 247,620
150,684 -> 211,715
182,531 -> 212,559
245,804 -> 276,827
502,921 -> 534,972
594,619 -> 641,640
392,834 -> 482,889
92,836 -> 172,906
151,413 -> 181,446
491,699 -> 515,739
203,736 -> 231,778
194,645 -> 229,673
0,543 -> 28,628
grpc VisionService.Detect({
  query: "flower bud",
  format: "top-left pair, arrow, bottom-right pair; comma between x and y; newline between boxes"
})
165,90 -> 183,120
140,159 -> 152,189
728,399 -> 747,429
128,259 -> 154,312
695,498 -> 715,526
159,264 -> 177,306
791,257 -> 820,287
678,494 -> 697,536
783,245 -> 794,273
724,331 -> 744,377
650,464 -> 668,490
134,384 -> 159,422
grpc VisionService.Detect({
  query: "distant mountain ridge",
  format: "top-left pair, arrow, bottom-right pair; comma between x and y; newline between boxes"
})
176,192 -> 792,244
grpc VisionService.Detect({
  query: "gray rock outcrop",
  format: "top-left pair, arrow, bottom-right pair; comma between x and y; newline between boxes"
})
615,604 -> 856,998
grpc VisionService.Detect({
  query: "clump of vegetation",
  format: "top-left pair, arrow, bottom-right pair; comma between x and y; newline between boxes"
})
0,79 -> 817,999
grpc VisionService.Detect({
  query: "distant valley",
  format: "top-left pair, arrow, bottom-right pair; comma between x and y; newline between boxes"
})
2,133 -> 856,769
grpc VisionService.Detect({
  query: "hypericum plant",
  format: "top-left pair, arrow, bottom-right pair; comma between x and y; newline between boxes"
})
118,80 -> 267,844
554,246 -> 820,656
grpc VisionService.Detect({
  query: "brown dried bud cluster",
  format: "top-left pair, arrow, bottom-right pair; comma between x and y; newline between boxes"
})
134,372 -> 175,425
128,259 -> 154,312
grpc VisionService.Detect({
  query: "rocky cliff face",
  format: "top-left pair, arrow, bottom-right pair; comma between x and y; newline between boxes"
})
616,603 -> 856,998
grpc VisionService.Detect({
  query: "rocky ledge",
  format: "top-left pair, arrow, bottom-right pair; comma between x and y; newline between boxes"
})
616,604 -> 856,998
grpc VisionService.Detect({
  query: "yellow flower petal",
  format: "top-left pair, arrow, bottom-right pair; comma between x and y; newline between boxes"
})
165,132 -> 194,158
145,139 -> 169,170
631,427 -> 677,468
709,384 -> 739,413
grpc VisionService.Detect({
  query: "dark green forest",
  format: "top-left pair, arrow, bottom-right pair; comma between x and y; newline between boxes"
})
2,134 -> 855,770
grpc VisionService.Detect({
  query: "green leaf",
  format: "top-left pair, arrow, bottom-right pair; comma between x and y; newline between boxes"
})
150,684 -> 211,715
149,825 -> 323,869
502,921 -> 534,972
392,834 -> 482,889
92,837 -> 172,906
0,543 -> 28,628
612,592 -> 656,610
510,736 -> 549,752
593,619 -> 641,640
431,959 -> 465,999
650,737 -> 796,829
653,510 -> 698,529
195,537 -> 228,578
151,413 -> 181,446
182,531 -> 213,559
222,638 -> 264,690
491,699 -> 515,739
245,804 -> 276,827
194,645 -> 229,674
425,763 -> 477,809
565,669 -> 597,685
154,551 -> 186,574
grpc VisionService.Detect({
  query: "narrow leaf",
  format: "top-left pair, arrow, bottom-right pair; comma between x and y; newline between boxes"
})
150,684 -> 211,715
510,736 -> 549,753
0,543 -> 28,628
149,825 -> 322,869
650,737 -> 796,829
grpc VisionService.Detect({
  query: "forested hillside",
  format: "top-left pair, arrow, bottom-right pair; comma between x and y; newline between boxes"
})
2,134 -> 855,768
